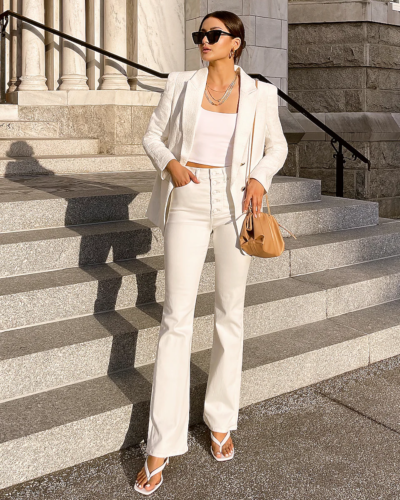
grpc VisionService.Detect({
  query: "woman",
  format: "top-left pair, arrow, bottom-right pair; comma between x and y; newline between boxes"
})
135,10 -> 288,495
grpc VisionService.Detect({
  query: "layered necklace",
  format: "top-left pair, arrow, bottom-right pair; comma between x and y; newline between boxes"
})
204,68 -> 240,106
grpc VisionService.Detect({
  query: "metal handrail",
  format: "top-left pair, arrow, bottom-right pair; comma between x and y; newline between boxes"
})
0,9 -> 371,197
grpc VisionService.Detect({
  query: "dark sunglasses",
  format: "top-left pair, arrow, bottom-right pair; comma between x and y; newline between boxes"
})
192,29 -> 236,45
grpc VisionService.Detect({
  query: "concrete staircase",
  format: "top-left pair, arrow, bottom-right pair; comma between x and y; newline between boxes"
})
1,118 -> 400,490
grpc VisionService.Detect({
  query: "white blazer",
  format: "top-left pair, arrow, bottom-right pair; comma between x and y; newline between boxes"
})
143,63 -> 288,255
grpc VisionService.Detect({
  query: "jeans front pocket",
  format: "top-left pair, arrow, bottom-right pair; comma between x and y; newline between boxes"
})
170,178 -> 193,214
174,180 -> 192,189
173,164 -> 198,189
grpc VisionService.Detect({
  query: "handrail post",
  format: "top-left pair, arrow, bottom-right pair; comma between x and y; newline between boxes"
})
0,15 -> 7,104
336,142 -> 345,197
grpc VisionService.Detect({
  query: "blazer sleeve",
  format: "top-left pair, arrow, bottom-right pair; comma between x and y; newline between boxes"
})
142,71 -> 179,181
249,84 -> 288,194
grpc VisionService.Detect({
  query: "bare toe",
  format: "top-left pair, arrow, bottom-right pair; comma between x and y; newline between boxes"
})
224,438 -> 234,456
135,467 -> 146,488
211,431 -> 234,459
144,480 -> 155,492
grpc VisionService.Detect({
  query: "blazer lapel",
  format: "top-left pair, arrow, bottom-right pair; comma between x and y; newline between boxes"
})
230,65 -> 258,186
180,66 -> 208,167
180,64 -> 258,187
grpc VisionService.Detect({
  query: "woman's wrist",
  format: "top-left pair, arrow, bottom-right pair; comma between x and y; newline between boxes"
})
166,159 -> 181,173
249,177 -> 266,195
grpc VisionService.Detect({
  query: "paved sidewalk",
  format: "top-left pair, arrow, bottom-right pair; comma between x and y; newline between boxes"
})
2,354 -> 400,500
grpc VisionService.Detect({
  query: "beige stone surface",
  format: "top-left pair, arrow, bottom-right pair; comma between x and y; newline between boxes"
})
4,102 -> 156,154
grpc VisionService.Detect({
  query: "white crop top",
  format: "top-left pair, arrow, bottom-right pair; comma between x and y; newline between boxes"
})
187,107 -> 238,166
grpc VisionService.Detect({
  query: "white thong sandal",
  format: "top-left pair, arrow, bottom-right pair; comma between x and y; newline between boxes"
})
210,430 -> 235,461
134,456 -> 170,495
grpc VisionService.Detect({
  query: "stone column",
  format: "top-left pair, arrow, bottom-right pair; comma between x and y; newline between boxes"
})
128,0 -> 185,90
59,0 -> 89,90
9,0 -> 21,92
0,0 -> 12,92
99,0 -> 130,90
44,0 -> 61,91
86,0 -> 102,90
18,0 -> 48,91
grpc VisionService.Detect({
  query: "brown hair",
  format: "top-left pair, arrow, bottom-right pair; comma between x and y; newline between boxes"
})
198,11 -> 247,65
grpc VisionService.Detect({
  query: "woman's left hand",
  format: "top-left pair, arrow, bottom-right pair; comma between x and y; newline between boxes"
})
242,178 -> 265,218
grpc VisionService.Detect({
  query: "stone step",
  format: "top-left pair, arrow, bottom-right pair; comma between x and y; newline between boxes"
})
272,195 -> 379,236
2,260 -> 400,401
284,219 -> 400,275
1,214 -> 399,279
0,104 -> 19,121
0,138 -> 100,157
0,277 -> 324,400
379,217 -> 400,224
1,246 -> 400,333
266,175 -> 321,206
1,297 -> 399,489
0,248 -> 285,331
0,121 -> 59,138
0,173 -> 321,233
0,153 -> 151,177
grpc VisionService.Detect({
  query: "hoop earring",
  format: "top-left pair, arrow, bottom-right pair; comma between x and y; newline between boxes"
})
229,48 -> 236,59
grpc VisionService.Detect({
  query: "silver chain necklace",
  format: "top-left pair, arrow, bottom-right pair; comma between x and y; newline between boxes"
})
204,68 -> 239,106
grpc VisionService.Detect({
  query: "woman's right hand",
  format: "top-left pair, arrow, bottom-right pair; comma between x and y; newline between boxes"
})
166,159 -> 200,187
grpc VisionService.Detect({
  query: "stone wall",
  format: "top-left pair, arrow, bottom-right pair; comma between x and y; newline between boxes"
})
287,1 -> 400,217
288,22 -> 400,113
283,135 -> 400,218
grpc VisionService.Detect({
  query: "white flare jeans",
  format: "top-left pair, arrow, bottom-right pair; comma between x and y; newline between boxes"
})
146,165 -> 252,457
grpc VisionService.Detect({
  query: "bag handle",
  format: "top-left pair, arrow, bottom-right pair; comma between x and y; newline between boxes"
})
245,79 -> 272,217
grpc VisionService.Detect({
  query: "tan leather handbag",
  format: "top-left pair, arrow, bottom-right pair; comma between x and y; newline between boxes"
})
240,80 -> 297,258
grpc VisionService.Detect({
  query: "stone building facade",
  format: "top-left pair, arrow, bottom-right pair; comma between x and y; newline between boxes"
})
0,0 -> 291,156
1,0 -> 400,215
288,0 -> 400,217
